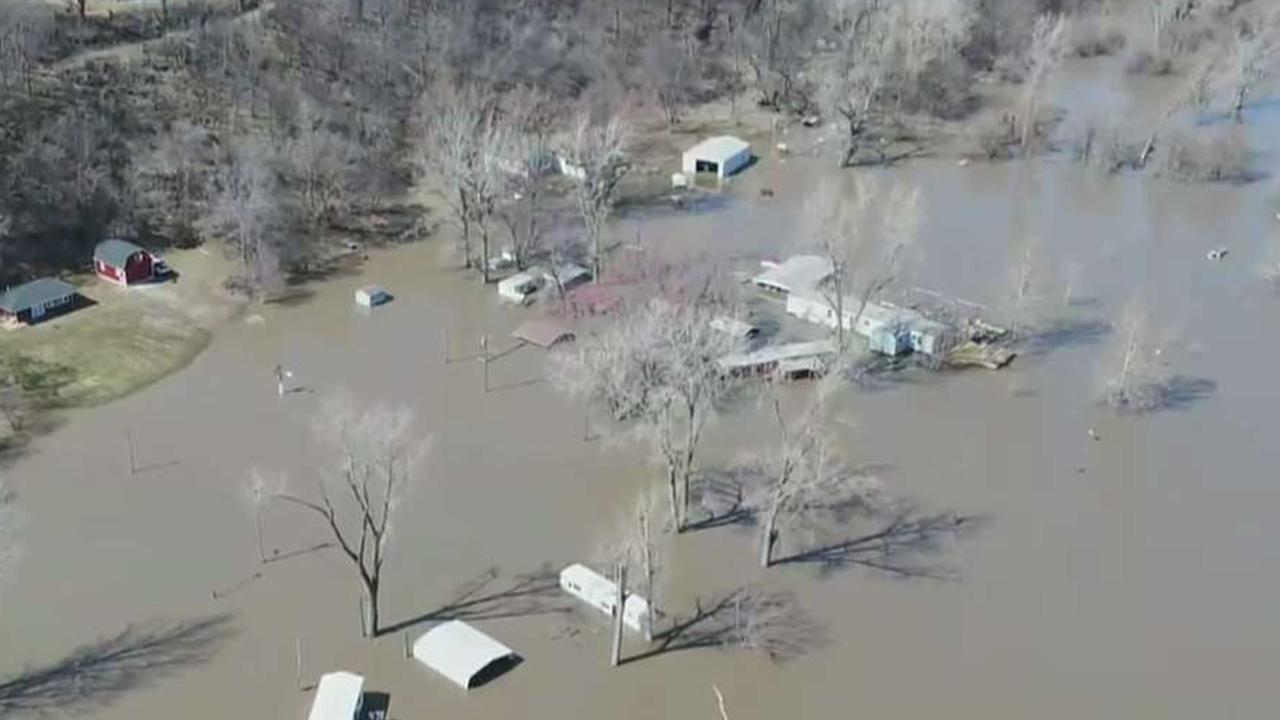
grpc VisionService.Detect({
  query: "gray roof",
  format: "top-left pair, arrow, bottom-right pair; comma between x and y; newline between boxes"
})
94,239 -> 147,268
0,278 -> 76,314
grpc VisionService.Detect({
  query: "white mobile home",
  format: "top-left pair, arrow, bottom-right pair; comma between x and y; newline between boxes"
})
682,136 -> 753,179
786,291 -> 949,357
306,671 -> 364,720
412,620 -> 518,690
559,563 -> 650,634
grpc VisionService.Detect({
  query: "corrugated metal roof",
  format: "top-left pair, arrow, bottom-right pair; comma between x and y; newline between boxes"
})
306,671 -> 363,720
413,621 -> 515,690
94,239 -> 147,268
513,318 -> 575,348
0,278 -> 76,313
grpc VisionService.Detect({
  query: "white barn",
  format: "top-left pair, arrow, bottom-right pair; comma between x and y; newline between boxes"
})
306,671 -> 364,720
559,563 -> 650,634
682,136 -> 753,179
412,620 -> 518,690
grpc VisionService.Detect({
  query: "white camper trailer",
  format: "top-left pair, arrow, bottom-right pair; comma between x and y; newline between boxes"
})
559,563 -> 650,634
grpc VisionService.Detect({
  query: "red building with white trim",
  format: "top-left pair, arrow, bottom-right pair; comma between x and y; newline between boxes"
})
94,239 -> 159,286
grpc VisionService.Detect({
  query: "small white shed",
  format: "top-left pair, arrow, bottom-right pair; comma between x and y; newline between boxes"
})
306,671 -> 364,720
413,620 -> 518,690
498,271 -> 543,304
682,136 -> 753,179
355,285 -> 391,308
559,563 -> 650,634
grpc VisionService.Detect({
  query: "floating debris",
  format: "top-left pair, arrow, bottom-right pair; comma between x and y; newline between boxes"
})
1206,247 -> 1228,261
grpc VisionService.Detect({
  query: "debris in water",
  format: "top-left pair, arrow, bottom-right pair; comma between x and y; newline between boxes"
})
1206,248 -> 1228,261
1088,428 -> 1100,441
245,314 -> 265,325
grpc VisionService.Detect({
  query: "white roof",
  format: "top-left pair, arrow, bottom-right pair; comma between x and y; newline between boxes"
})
753,255 -> 834,294
306,671 -> 363,720
413,620 -> 515,690
685,136 -> 751,162
719,339 -> 836,371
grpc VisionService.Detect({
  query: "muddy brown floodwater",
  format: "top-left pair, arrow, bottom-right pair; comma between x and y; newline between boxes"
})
4,87 -> 1280,718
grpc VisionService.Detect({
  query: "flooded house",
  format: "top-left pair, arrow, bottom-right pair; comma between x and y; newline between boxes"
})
682,136 -> 753,180
305,671 -> 363,720
94,239 -> 166,286
751,255 -> 834,295
0,278 -> 78,325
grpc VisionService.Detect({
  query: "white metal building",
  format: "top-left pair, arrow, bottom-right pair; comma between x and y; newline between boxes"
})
354,285 -> 391,308
306,671 -> 364,720
413,620 -> 518,690
559,563 -> 650,634
682,136 -> 753,179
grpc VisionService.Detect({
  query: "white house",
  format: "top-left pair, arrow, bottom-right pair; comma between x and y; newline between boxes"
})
753,255 -> 834,295
412,620 -> 518,690
306,671 -> 364,720
682,136 -> 753,179
559,563 -> 650,634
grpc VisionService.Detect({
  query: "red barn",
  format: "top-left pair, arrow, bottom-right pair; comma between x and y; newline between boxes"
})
94,239 -> 157,286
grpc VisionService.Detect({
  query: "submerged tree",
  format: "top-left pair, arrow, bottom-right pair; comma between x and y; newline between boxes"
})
0,480 -> 18,602
597,485 -> 666,664
1100,299 -> 1172,412
1020,13 -> 1070,153
275,393 -> 426,637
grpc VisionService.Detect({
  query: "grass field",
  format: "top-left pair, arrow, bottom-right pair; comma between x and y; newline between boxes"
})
1,247 -> 242,411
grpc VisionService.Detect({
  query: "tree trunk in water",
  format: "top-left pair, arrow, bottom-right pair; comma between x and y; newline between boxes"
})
611,562 -> 627,667
667,466 -> 682,533
360,581 -> 378,638
78,0 -> 87,19
759,506 -> 779,568
480,225 -> 490,283
641,516 -> 654,643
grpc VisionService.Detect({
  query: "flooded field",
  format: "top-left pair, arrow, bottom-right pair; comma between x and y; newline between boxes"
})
3,97 -> 1280,719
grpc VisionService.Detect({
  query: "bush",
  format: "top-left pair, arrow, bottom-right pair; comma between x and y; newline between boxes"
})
1159,127 -> 1253,183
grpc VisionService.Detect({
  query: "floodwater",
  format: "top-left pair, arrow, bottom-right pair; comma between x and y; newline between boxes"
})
3,85 -> 1280,719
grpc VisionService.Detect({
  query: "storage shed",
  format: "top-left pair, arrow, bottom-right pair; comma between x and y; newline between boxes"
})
412,620 -> 519,690
0,278 -> 78,325
355,285 -> 392,308
306,671 -> 364,720
559,563 -> 650,634
94,239 -> 161,286
682,136 -> 753,179
498,271 -> 543,304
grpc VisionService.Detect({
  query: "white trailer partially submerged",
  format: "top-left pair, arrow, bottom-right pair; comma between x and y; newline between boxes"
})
559,563 -> 650,634
306,671 -> 364,720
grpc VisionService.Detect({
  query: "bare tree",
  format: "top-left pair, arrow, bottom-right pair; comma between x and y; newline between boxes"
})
206,142 -> 281,299
553,298 -> 734,532
822,2 -> 892,167
806,175 -> 915,355
1225,17 -> 1279,121
560,113 -> 630,283
1005,235 -> 1053,340
1101,299 -> 1173,412
598,485 -> 666,660
0,383 -> 31,436
275,393 -> 426,637
1021,14 -> 1070,152
0,480 -> 18,601
756,393 -> 827,569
